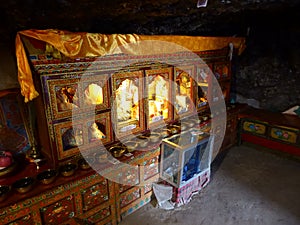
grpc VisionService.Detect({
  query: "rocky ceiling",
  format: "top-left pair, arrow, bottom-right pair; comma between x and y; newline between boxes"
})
1,0 -> 300,110
1,0 -> 300,45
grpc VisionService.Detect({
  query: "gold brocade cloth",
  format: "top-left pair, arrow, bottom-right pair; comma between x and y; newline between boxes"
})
16,29 -> 246,102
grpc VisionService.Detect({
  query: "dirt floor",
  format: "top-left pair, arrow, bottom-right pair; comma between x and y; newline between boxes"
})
119,143 -> 300,225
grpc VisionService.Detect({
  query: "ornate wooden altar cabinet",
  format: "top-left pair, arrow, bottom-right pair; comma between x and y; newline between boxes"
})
0,30 -> 245,225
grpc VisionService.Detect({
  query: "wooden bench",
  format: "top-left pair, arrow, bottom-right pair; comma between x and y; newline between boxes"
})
238,105 -> 300,157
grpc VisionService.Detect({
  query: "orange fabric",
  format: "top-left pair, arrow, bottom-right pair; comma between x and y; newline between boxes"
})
16,29 -> 246,102
16,34 -> 39,102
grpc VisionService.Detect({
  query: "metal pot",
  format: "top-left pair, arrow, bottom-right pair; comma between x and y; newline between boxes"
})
37,169 -> 58,185
0,185 -> 10,202
109,146 -> 126,158
60,163 -> 77,177
136,135 -> 150,148
149,132 -> 161,143
13,177 -> 35,193
124,141 -> 138,153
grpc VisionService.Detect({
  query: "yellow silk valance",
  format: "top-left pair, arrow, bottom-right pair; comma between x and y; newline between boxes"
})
16,29 -> 246,102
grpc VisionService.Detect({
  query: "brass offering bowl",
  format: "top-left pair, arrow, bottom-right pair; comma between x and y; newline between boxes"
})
136,135 -> 150,148
149,132 -> 162,143
0,185 -> 10,202
123,141 -> 138,153
37,169 -> 57,185
12,177 -> 35,194
78,157 -> 95,170
109,146 -> 126,158
60,163 -> 77,177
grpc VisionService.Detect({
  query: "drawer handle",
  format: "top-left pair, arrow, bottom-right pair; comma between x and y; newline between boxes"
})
91,190 -> 100,196
22,215 -> 31,221
52,206 -> 64,214
69,212 -> 75,218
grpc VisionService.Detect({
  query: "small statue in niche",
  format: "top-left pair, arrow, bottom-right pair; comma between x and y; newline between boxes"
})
84,83 -> 103,105
175,72 -> 191,114
178,72 -> 191,96
198,68 -> 208,82
88,122 -> 106,142
175,95 -> 188,114
148,75 -> 169,120
62,127 -> 83,151
56,87 -> 78,111
197,86 -> 208,107
115,79 -> 139,122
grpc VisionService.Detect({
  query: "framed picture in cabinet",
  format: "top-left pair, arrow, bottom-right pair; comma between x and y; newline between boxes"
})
196,64 -> 212,111
213,62 -> 231,81
174,65 -> 197,120
54,121 -> 84,160
145,67 -> 173,128
47,77 -> 81,120
111,70 -> 145,139
86,111 -> 113,147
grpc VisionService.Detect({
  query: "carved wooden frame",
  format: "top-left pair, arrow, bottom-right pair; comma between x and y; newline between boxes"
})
145,67 -> 174,129
173,65 -> 197,120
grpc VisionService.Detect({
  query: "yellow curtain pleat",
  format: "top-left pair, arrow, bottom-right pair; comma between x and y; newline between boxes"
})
16,29 -> 246,102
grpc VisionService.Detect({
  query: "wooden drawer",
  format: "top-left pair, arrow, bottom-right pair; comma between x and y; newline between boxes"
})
40,195 -> 76,225
118,184 -> 134,194
142,156 -> 159,181
144,183 -> 153,194
87,205 -> 115,224
5,214 -> 35,225
117,165 -> 140,188
81,180 -> 110,212
119,187 -> 141,208
242,120 -> 267,136
269,126 -> 299,144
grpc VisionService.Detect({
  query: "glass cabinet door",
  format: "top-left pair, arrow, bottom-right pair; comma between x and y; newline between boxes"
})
174,65 -> 196,119
196,64 -> 212,111
80,73 -> 110,112
111,70 -> 145,139
145,67 -> 173,129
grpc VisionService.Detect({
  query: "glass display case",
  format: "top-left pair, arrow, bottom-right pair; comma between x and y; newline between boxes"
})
111,70 -> 145,139
160,130 -> 213,187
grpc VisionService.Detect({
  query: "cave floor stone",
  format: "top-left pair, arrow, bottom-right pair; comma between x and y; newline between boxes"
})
119,143 -> 300,225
